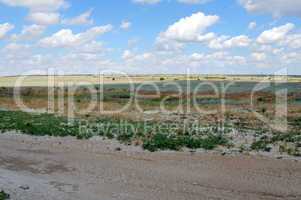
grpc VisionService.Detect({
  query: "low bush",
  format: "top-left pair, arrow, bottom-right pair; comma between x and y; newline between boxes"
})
142,133 -> 228,152
0,111 -> 80,137
0,191 -> 9,200
251,140 -> 269,151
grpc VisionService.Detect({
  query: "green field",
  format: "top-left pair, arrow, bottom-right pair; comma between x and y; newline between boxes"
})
0,79 -> 301,155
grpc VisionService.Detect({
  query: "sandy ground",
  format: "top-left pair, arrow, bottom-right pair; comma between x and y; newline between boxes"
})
1,133 -> 301,200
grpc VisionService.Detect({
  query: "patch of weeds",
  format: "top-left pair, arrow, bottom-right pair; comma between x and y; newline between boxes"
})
135,96 -> 181,108
279,143 -> 301,157
261,107 -> 267,114
102,89 -> 132,102
0,110 -> 229,152
257,97 -> 272,103
239,144 -> 246,153
194,98 -> 221,105
106,132 -> 115,139
271,132 -> 301,143
257,97 -> 264,102
0,110 -> 80,137
142,133 -> 182,152
251,130 -> 301,154
143,133 -> 228,152
288,117 -> 301,131
117,132 -> 134,143
0,191 -> 9,200
251,140 -> 269,151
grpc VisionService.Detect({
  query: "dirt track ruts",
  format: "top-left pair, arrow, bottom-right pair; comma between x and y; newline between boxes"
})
0,133 -> 301,200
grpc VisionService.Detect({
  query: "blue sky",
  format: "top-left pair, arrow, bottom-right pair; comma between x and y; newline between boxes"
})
0,0 -> 301,75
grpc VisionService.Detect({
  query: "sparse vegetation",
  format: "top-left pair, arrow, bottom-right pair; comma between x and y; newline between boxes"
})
142,133 -> 227,152
1,81 -> 301,155
0,110 -> 229,152
250,130 -> 301,155
0,110 -> 80,137
251,140 -> 269,151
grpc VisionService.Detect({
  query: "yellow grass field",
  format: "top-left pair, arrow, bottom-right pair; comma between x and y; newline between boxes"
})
1,74 -> 300,87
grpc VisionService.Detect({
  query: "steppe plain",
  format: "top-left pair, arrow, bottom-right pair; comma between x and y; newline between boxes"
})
1,74 -> 301,200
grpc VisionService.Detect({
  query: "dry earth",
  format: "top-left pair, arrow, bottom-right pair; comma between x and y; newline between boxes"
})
0,133 -> 301,200
1,75 -> 299,87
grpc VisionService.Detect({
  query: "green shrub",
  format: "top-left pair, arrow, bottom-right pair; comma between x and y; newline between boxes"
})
117,132 -> 134,143
0,191 -> 9,200
0,111 -> 80,138
142,133 -> 227,152
251,140 -> 269,151
143,133 -> 182,152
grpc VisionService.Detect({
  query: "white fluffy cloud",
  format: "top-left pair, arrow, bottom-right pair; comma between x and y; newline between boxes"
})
248,21 -> 256,29
132,0 -> 161,5
122,50 -> 135,60
0,51 -> 116,76
62,9 -> 94,25
209,35 -> 251,49
1,0 -> 67,27
160,12 -> 219,42
155,35 -> 184,52
2,43 -> 31,55
120,21 -> 132,30
257,23 -> 295,44
284,34 -> 301,49
188,51 -> 247,68
39,25 -> 113,48
281,52 -> 301,64
239,0 -> 301,18
191,51 -> 244,61
27,12 -> 60,25
224,35 -> 251,48
75,41 -> 105,53
122,50 -> 153,63
0,23 -> 14,39
0,0 -> 68,11
252,52 -> 266,61
11,24 -> 45,41
119,49 -> 248,74
156,12 -> 252,52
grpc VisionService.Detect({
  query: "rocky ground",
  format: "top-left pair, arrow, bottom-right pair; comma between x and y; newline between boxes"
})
0,133 -> 301,200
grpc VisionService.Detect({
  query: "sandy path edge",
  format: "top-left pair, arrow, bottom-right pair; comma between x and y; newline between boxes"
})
1,133 -> 301,200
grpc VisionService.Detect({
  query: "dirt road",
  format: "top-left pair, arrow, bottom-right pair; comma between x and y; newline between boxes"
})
0,133 -> 301,200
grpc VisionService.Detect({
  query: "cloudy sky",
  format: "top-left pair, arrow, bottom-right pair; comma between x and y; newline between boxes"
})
0,0 -> 301,76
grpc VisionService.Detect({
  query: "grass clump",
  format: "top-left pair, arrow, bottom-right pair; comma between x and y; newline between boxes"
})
271,132 -> 301,143
143,133 -> 182,152
143,133 -> 227,152
251,130 -> 301,153
251,140 -> 270,151
0,191 -> 9,200
0,110 -> 80,137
